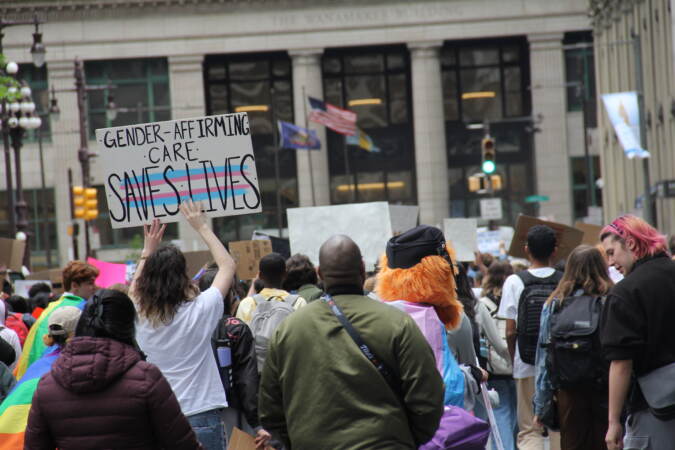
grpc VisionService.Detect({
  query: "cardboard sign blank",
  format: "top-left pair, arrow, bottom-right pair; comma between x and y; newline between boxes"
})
229,240 -> 273,280
0,238 -> 26,272
183,250 -> 212,279
227,427 -> 256,450
508,215 -> 583,260
575,222 -> 604,246
443,218 -> 477,262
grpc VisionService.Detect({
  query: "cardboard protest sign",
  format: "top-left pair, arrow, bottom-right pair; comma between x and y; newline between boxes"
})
229,240 -> 273,280
443,218 -> 477,262
183,250 -> 212,279
96,113 -> 262,229
575,222 -> 604,246
0,238 -> 26,272
87,257 -> 127,287
227,427 -> 256,450
26,269 -> 63,294
288,202 -> 416,271
508,215 -> 583,260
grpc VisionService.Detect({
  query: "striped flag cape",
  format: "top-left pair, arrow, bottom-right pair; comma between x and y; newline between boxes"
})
14,294 -> 86,380
308,97 -> 357,136
0,348 -> 61,449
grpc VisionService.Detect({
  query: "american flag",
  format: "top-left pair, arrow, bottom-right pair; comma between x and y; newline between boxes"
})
308,96 -> 357,136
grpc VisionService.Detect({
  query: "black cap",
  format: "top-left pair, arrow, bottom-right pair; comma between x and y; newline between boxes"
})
386,225 -> 446,269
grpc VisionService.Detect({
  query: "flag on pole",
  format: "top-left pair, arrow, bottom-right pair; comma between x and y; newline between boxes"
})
308,97 -> 357,136
601,91 -> 650,159
346,128 -> 381,153
278,121 -> 321,150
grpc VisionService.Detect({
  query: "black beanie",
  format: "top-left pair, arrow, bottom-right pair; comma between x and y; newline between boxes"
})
386,225 -> 446,269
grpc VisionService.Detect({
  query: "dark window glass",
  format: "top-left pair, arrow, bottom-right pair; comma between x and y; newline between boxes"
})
204,52 -> 296,239
564,32 -> 596,126
460,67 -> 502,122
322,46 -> 414,205
442,71 -> 459,121
85,58 -> 171,138
460,47 -> 499,66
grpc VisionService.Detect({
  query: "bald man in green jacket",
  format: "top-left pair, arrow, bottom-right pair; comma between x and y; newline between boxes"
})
259,235 -> 444,449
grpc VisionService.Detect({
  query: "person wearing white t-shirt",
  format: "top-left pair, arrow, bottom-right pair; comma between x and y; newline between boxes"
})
131,200 -> 246,450
497,225 -> 562,450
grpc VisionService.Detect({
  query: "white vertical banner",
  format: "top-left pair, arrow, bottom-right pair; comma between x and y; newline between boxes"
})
601,91 -> 650,159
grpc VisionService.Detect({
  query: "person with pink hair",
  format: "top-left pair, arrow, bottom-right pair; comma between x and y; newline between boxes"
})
600,215 -> 675,450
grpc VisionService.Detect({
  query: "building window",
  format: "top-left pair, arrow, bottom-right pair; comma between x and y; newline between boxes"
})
0,188 -> 58,264
571,156 -> 602,220
204,52 -> 296,240
92,185 -> 178,248
441,38 -> 536,223
85,58 -> 171,138
564,32 -> 596,127
322,45 -> 416,205
18,63 -> 50,142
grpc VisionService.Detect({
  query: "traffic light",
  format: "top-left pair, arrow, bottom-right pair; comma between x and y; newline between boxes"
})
481,136 -> 496,174
84,187 -> 99,221
71,186 -> 98,221
72,186 -> 85,219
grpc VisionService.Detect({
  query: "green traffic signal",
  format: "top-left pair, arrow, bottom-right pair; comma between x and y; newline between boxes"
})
482,159 -> 496,174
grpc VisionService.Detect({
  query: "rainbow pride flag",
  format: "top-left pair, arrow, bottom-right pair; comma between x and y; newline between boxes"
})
0,348 -> 61,449
14,294 -> 85,380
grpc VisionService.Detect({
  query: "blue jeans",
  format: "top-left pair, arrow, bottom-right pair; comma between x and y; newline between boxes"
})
475,378 -> 518,450
187,408 -> 227,450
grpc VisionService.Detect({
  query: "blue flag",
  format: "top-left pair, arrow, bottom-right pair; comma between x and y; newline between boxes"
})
278,121 -> 321,150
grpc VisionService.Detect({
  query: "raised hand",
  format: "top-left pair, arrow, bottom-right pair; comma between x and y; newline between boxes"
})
142,218 -> 166,257
180,198 -> 207,231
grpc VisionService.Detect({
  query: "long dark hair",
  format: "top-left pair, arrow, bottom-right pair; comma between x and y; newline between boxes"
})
76,289 -> 138,348
455,264 -> 477,321
481,260 -> 514,303
133,244 -> 198,326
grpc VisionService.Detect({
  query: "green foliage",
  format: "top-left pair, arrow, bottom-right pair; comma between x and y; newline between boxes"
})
0,53 -> 22,103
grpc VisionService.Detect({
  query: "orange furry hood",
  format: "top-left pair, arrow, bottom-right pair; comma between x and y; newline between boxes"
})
376,243 -> 463,330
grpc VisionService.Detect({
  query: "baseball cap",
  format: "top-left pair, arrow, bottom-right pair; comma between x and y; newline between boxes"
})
48,306 -> 82,337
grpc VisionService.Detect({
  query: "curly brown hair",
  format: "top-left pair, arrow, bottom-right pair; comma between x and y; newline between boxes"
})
134,244 -> 198,327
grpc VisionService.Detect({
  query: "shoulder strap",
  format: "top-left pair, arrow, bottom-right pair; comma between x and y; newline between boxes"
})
283,294 -> 299,306
252,294 -> 266,305
516,270 -> 538,286
321,295 -> 400,396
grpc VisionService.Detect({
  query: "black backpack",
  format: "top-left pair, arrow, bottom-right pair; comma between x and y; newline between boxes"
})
547,290 -> 608,389
516,270 -> 563,365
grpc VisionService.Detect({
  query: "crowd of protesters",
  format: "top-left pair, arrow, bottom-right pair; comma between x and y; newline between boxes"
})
0,205 -> 673,450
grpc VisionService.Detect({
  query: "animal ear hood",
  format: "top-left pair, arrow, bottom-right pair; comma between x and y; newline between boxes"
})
376,242 -> 463,330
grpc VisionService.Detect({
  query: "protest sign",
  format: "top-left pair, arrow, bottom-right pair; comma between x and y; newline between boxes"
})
477,226 -> 514,257
443,218 -> 477,262
480,198 -> 503,220
87,257 -> 127,287
229,240 -> 273,280
227,427 -> 256,450
13,280 -> 51,298
575,222 -> 604,246
288,202 -> 415,271
96,113 -> 262,229
183,250 -> 212,279
0,238 -> 26,272
389,205 -> 419,235
508,215 -> 583,260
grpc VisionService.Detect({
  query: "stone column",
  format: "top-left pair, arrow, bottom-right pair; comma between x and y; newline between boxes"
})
168,55 -> 211,251
289,49 -> 331,207
528,33 -> 573,224
409,41 -> 449,227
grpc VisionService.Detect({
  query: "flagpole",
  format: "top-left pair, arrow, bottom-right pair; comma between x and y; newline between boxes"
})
271,87 -> 283,238
343,136 -> 355,203
302,86 -> 316,206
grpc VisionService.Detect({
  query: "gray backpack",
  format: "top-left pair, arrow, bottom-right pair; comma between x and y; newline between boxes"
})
250,293 -> 298,371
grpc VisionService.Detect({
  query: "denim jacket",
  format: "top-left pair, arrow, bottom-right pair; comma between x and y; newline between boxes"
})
533,300 -> 556,417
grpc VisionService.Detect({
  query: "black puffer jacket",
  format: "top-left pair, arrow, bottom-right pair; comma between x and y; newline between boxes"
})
212,315 -> 260,428
25,336 -> 202,450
